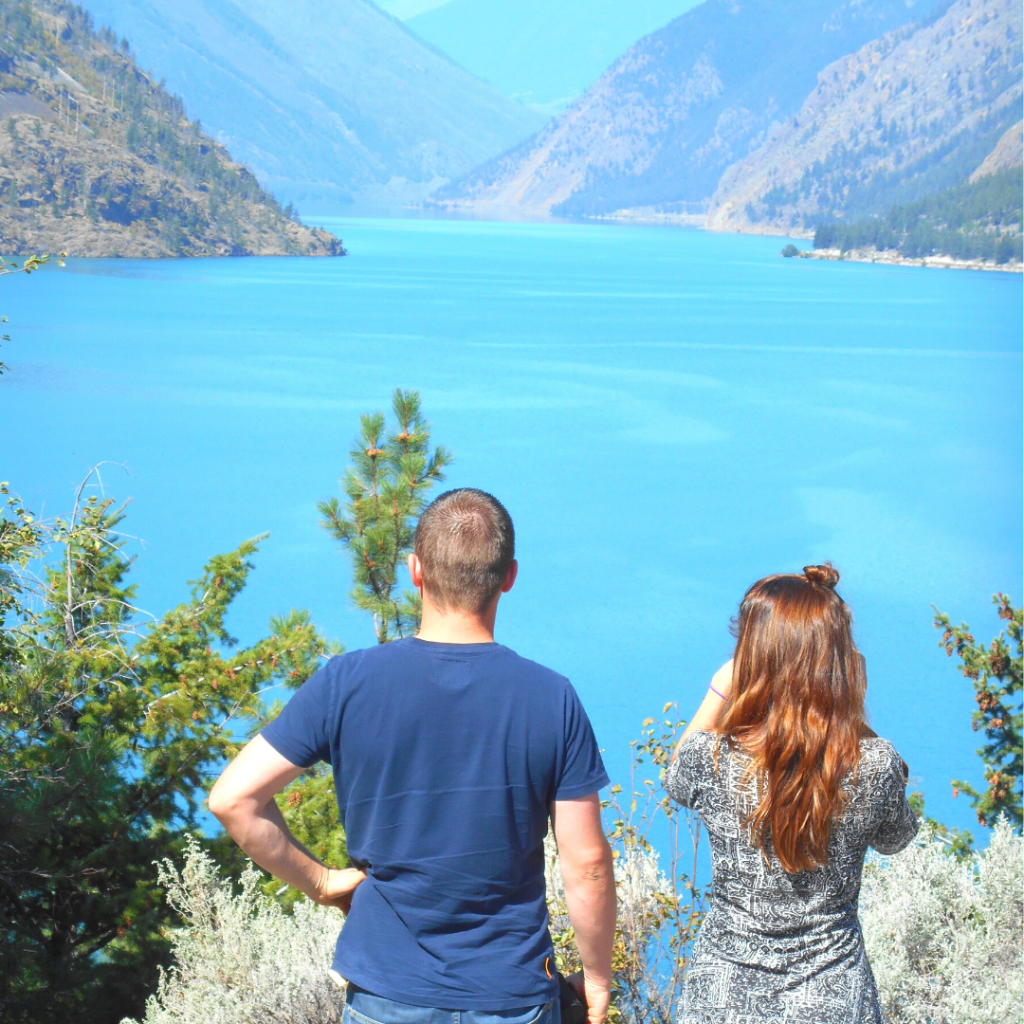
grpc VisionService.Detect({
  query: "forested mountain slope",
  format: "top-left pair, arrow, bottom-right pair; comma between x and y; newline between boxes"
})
811,165 -> 1022,263
0,0 -> 339,256
80,0 -> 545,211
708,0 -> 1023,232
405,0 -> 699,115
434,0 -> 944,218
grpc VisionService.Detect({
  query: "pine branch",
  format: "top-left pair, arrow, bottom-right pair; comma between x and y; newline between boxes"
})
320,389 -> 451,643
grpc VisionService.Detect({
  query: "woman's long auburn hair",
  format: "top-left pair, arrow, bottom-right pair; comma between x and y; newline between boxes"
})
715,563 -> 867,874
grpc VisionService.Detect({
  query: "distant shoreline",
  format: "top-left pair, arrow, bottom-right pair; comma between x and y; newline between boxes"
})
588,209 -> 710,230
791,247 -> 1023,273
553,211 -> 1024,274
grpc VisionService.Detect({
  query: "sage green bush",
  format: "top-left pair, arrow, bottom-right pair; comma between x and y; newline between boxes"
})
861,818 -> 1024,1024
125,749 -> 1024,1024
125,837 -> 344,1024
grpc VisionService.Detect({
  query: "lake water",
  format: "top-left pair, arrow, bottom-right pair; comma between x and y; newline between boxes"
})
2,216 -> 1021,841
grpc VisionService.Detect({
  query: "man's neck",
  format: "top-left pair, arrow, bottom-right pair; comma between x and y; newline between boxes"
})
416,601 -> 498,645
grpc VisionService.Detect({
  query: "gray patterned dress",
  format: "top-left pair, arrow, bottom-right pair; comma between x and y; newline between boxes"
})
664,731 -> 918,1024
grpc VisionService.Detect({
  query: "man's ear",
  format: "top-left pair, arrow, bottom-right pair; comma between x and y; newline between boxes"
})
501,559 -> 518,594
408,552 -> 424,589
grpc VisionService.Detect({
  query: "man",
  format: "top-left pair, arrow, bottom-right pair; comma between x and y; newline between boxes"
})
210,488 -> 616,1024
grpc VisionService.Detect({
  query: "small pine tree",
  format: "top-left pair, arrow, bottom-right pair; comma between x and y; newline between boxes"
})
318,389 -> 452,643
934,594 -> 1022,829
0,472 -> 330,1023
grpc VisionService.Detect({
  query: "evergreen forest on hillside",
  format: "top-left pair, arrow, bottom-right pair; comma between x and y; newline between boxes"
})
812,168 -> 1023,263
0,0 -> 341,256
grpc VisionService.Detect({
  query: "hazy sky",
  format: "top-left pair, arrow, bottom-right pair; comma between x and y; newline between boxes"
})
375,0 -> 448,17
389,0 -> 702,111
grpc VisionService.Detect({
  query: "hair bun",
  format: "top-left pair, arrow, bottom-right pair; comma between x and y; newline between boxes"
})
803,562 -> 840,588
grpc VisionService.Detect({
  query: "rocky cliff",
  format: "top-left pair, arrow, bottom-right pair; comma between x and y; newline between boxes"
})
433,0 -> 944,218
0,0 -> 341,256
707,0 -> 1023,232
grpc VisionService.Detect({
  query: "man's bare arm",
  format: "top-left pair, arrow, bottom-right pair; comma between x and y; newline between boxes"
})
208,735 -> 365,910
551,793 -> 616,1024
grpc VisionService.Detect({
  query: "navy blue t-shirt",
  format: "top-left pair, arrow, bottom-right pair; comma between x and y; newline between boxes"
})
261,637 -> 609,1010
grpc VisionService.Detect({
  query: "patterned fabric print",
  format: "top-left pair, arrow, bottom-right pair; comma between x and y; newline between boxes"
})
664,731 -> 918,1024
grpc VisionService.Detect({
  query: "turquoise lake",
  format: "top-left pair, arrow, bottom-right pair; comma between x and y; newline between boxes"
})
2,216 -> 1021,839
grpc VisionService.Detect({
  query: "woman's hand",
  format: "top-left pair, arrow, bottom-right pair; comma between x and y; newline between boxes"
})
311,866 -> 367,914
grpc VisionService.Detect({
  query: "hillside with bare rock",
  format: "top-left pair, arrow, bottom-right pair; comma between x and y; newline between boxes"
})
0,0 -> 342,257
433,0 -> 943,219
707,0 -> 1023,233
971,119 -> 1023,181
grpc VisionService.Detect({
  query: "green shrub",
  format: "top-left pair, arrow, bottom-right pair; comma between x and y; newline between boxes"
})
861,819 -> 1023,1024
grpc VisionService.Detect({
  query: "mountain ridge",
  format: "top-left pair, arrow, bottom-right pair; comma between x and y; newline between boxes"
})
433,0 -> 946,218
0,0 -> 341,257
707,0 -> 1023,232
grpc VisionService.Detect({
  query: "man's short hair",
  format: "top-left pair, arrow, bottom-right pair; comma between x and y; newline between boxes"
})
414,489 -> 515,613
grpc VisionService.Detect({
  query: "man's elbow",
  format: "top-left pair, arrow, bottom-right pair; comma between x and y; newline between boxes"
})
207,780 -> 243,826
574,862 -> 614,885
561,841 -> 615,885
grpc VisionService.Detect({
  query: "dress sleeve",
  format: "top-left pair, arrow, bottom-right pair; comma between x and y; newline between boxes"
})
868,742 -> 919,855
663,731 -> 710,810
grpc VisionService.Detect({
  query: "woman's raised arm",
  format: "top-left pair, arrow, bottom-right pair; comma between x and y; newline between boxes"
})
672,659 -> 734,761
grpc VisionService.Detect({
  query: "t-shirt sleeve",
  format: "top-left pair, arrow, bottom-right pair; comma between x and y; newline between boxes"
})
553,683 -> 610,800
868,742 -> 919,855
260,660 -> 337,768
663,731 -> 709,810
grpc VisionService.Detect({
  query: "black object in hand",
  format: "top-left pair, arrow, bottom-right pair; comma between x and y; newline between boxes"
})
557,973 -> 587,1024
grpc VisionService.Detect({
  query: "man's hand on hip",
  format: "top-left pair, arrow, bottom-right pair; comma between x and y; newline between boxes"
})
312,865 -> 367,914
210,736 -> 365,908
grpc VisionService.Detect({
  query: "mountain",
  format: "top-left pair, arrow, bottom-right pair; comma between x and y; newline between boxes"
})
79,0 -> 545,212
707,0 -> 1023,233
405,0 -> 701,115
0,0 -> 339,257
434,0 -> 946,218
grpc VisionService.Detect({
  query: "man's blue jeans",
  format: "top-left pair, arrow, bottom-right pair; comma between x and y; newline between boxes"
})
344,984 -> 560,1024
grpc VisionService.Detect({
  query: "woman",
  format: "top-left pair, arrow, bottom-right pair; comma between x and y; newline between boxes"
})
664,564 -> 917,1024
